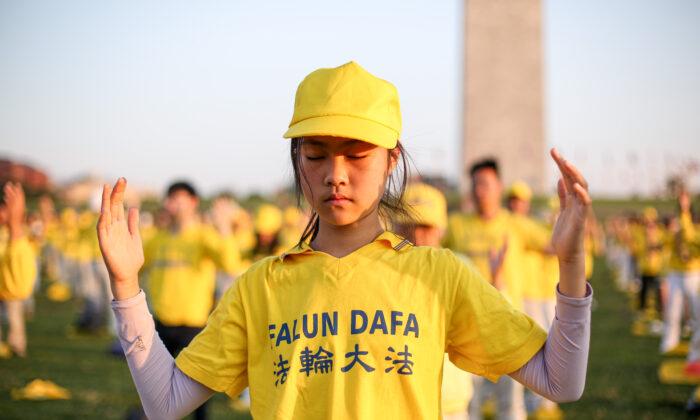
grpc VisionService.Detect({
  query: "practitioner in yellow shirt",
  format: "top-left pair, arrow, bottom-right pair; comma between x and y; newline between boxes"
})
444,162 -> 550,420
74,209 -> 112,334
141,181 -> 241,420
249,203 -> 284,261
0,182 -> 37,357
142,181 -> 241,328
97,61 -> 592,419
394,181 -> 472,420
632,207 -> 667,317
506,181 -> 553,311
661,191 -> 700,378
661,190 -> 700,361
506,184 -> 565,419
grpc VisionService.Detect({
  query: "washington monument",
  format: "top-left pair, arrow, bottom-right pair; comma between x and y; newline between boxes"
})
463,0 -> 546,194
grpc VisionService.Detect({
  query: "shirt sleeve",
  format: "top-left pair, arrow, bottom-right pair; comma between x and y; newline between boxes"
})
175,275 -> 248,397
445,253 -> 547,382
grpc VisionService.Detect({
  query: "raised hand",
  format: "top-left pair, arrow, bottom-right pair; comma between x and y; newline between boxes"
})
3,182 -> 26,240
97,178 -> 144,300
488,237 -> 509,290
210,197 -> 235,236
549,148 -> 592,297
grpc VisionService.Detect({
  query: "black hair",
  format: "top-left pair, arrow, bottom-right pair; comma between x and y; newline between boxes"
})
290,137 -> 415,247
469,158 -> 500,179
166,181 -> 198,198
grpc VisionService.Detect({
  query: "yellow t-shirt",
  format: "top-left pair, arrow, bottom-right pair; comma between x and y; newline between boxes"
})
442,211 -> 549,308
441,353 -> 472,415
175,231 -> 546,419
512,216 -> 552,301
632,224 -> 667,276
142,223 -> 241,327
668,212 -> 700,272
0,232 -> 38,301
60,224 -> 81,261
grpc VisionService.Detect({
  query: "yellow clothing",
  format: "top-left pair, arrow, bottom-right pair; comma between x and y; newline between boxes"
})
76,213 -> 102,263
56,209 -> 81,260
631,224 -> 668,276
541,254 -> 560,301
176,231 -> 546,419
515,217 -> 552,300
143,224 -> 241,327
524,224 -> 559,302
233,227 -> 256,255
441,354 -> 472,415
0,234 -> 38,301
443,211 -> 549,308
584,236 -> 596,280
668,212 -> 700,272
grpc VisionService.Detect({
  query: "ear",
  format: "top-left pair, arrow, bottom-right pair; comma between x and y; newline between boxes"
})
387,146 -> 401,174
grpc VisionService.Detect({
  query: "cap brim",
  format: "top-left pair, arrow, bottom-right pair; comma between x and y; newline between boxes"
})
283,115 -> 398,149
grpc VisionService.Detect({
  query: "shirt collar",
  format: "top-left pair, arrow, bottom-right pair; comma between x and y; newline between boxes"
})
279,231 -> 411,261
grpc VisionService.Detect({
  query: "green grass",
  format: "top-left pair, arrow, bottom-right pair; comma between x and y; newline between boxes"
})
0,259 -> 695,419
559,259 -> 693,419
0,292 -> 251,420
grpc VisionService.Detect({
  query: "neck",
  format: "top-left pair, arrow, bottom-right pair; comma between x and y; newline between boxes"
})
478,205 -> 501,220
311,209 -> 385,258
171,215 -> 196,233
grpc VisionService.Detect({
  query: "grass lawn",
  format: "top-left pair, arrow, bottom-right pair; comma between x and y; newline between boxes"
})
559,259 -> 693,419
0,292 -> 250,420
0,258 -> 694,419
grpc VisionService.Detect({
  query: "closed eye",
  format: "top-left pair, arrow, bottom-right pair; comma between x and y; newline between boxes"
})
347,155 -> 368,160
304,155 -> 324,161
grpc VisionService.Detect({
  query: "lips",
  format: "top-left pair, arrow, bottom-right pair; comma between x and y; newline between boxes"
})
325,193 -> 351,204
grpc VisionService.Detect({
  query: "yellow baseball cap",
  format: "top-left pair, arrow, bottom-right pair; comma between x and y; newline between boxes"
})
283,61 -> 402,149
402,182 -> 447,229
255,204 -> 283,235
643,206 -> 658,221
507,181 -> 533,201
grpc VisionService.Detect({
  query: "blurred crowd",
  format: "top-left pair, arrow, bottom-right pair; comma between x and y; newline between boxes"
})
2,159 -> 700,418
605,189 -> 700,412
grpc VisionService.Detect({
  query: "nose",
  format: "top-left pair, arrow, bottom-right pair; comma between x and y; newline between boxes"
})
324,156 -> 349,188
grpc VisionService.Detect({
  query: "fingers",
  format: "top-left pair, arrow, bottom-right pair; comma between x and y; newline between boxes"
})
15,182 -> 25,201
110,178 -> 126,221
127,207 -> 140,237
550,149 -> 572,193
4,181 -> 16,199
557,178 -> 567,210
98,184 -> 112,236
573,182 -> 592,207
3,182 -> 25,211
3,182 -> 14,202
550,148 -> 589,194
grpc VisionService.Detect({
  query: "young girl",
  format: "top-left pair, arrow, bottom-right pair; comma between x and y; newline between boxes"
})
98,61 -> 592,419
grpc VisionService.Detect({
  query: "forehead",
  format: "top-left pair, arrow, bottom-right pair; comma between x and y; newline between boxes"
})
302,136 -> 379,152
167,190 -> 197,200
472,167 -> 500,182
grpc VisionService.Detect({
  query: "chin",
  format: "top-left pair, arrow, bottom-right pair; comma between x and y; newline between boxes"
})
317,209 -> 360,227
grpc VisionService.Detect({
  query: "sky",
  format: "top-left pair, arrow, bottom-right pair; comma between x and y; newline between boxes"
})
0,0 -> 698,197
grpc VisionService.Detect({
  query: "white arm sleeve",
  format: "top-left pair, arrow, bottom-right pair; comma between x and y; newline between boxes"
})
112,291 -> 215,420
509,283 -> 593,403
